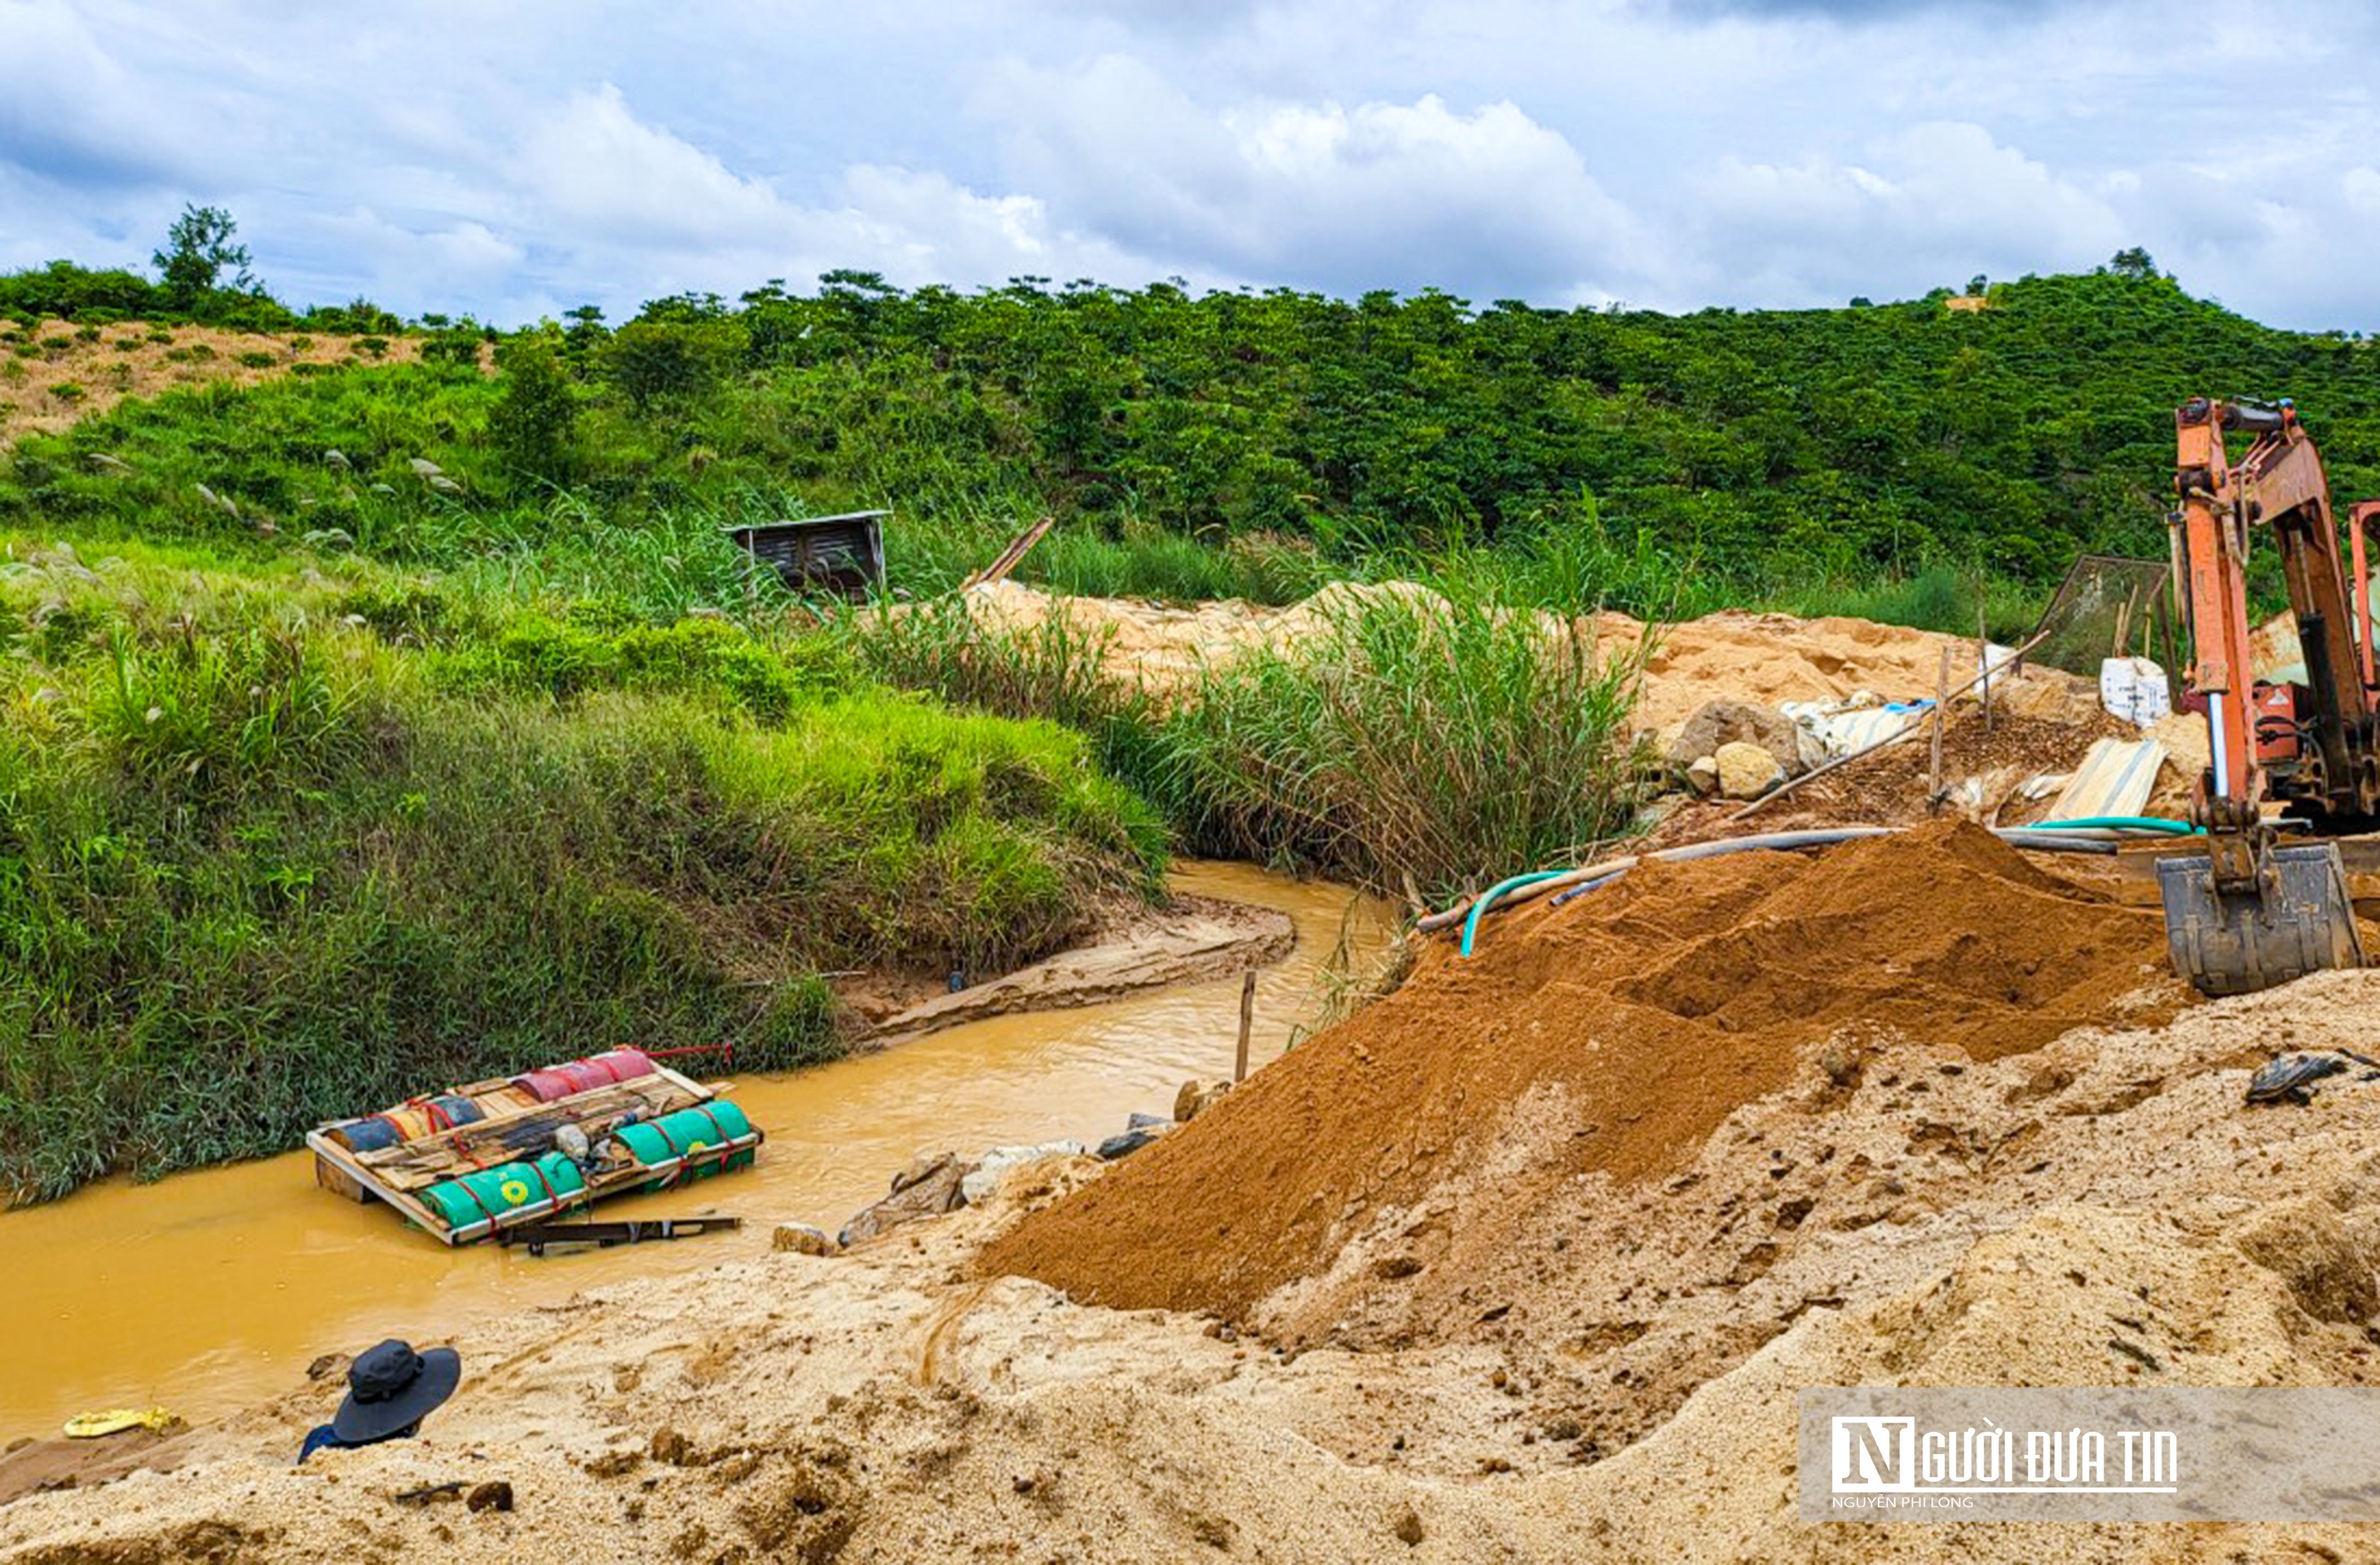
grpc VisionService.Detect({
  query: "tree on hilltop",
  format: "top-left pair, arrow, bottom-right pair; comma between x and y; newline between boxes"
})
153,203 -> 254,307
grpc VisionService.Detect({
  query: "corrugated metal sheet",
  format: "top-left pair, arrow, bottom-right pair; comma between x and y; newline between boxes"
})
2050,736 -> 2169,820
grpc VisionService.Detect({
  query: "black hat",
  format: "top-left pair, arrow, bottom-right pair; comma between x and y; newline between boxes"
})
330,1339 -> 462,1443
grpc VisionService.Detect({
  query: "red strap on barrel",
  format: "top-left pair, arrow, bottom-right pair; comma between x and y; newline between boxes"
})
688,1105 -> 737,1170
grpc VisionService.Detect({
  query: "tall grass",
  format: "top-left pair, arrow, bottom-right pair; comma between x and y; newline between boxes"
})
1142,584 -> 1649,899
846,576 -> 1651,906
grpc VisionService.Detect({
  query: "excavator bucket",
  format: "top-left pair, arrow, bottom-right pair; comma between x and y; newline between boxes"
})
2156,843 -> 2367,997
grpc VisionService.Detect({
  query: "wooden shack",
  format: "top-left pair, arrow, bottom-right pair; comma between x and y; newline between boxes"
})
726,511 -> 888,599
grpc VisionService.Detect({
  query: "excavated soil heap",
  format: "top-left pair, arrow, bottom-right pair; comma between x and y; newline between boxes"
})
952,581 -> 2062,732
981,822 -> 2181,1320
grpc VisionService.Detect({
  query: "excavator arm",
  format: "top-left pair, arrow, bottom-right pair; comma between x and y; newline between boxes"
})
2158,399 -> 2368,995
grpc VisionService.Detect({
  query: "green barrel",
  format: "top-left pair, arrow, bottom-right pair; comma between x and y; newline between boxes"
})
616,1101 -> 756,1189
419,1151 -> 586,1234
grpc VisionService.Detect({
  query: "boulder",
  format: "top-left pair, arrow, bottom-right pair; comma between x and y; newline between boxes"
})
889,1150 -> 956,1196
1714,740 -> 1785,800
840,1152 -> 974,1246
1685,756 -> 1721,796
770,1222 -> 836,1256
1794,725 -> 1828,774
1667,699 -> 1805,777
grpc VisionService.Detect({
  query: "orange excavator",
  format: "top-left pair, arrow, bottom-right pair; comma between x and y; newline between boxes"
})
2160,397 -> 2377,994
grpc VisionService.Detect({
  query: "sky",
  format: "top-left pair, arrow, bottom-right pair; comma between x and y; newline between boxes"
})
3,0 -> 2378,330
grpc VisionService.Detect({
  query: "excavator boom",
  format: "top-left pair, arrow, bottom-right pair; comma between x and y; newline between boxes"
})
2157,399 -> 2369,996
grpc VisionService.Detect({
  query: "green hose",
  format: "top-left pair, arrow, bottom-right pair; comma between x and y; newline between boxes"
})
1458,870 -> 1572,958
2025,815 -> 2201,835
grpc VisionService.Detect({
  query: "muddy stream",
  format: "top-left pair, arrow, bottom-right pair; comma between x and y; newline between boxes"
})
0,863 -> 1391,1438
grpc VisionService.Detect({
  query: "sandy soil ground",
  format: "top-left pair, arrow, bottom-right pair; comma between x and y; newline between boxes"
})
11,831 -> 2379,1563
0,319 -> 428,445
857,893 -> 1295,1043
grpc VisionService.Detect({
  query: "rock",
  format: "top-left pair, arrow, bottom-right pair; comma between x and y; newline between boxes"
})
465,1480 -> 513,1514
1393,1506 -> 1426,1546
840,1154 -> 975,1246
1686,756 -> 1720,796
1667,699 -> 1805,777
1175,1078 -> 1232,1122
1714,740 -> 1785,800
1126,1111 -> 1170,1131
305,1352 -> 350,1382
890,1150 -> 959,1196
1097,1127 -> 1165,1161
959,1142 -> 1086,1204
770,1222 -> 835,1256
1794,724 -> 1828,774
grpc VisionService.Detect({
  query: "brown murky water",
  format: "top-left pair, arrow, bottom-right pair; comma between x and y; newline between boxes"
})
0,864 -> 1391,1438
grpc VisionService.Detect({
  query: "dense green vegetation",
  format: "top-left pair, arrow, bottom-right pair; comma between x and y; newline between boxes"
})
12,256 -> 2372,629
6,238 -> 2373,1195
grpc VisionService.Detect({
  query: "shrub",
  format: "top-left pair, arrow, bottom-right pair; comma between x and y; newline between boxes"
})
599,318 -> 740,411
488,333 -> 577,489
236,350 -> 275,369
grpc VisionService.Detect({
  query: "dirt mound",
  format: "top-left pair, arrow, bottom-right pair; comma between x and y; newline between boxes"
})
17,972 -> 2380,1561
1615,609 -> 2018,731
978,822 -> 2182,1323
951,581 -> 2075,738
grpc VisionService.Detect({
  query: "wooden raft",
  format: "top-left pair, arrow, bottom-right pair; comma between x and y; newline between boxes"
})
306,1063 -> 756,1246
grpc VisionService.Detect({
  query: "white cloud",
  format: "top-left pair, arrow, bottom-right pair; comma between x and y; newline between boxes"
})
985,55 -> 1647,302
1690,121 -> 2124,302
513,85 -> 795,249
0,0 -> 2376,328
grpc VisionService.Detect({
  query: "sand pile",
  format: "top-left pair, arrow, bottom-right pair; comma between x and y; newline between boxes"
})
981,823 -> 2183,1324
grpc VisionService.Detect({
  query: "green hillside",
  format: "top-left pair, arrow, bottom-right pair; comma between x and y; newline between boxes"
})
9,257 -> 2373,621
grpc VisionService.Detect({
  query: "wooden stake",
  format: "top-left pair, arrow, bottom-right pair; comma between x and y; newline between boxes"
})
1978,604 -> 1994,736
1930,644 -> 1950,807
1234,969 -> 1257,1083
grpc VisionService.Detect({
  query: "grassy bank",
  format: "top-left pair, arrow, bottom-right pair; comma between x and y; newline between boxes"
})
0,542 -> 1160,1201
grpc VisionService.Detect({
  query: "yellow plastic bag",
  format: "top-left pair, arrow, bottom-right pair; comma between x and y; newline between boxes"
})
62,1406 -> 178,1439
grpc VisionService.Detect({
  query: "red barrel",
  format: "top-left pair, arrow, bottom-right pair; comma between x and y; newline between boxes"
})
512,1048 -> 656,1103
